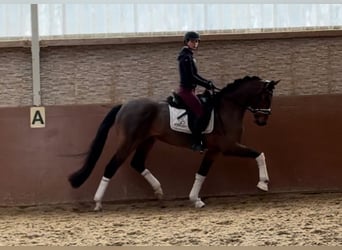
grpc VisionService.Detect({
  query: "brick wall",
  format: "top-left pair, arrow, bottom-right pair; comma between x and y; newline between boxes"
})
1,32 -> 342,107
0,48 -> 33,107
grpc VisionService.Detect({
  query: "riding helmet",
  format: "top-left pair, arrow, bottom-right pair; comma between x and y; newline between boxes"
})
184,31 -> 200,44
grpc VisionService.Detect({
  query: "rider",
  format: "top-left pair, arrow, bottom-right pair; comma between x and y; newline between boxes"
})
176,31 -> 214,152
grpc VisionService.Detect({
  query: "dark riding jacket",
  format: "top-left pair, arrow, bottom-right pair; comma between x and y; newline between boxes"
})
178,47 -> 211,90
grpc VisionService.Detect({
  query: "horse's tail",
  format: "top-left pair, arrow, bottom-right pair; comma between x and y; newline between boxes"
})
68,104 -> 123,188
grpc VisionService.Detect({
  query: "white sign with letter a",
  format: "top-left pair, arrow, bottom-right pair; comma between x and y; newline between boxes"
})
30,107 -> 46,128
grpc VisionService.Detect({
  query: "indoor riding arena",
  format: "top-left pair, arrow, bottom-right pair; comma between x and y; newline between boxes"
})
0,4 -> 341,246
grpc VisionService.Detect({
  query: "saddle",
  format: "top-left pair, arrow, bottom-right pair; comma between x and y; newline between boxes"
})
166,90 -> 214,134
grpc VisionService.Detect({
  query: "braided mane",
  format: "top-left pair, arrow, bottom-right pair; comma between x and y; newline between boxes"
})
221,76 -> 261,94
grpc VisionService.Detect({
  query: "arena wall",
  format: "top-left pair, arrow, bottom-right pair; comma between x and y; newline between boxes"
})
0,30 -> 342,205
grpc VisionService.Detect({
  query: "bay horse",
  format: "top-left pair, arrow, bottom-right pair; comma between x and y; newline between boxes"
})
69,76 -> 279,210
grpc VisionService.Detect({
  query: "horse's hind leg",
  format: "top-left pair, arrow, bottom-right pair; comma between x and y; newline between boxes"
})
93,142 -> 134,211
130,138 -> 163,199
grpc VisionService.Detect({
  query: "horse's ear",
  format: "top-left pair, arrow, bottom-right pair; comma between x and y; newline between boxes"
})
266,80 -> 279,91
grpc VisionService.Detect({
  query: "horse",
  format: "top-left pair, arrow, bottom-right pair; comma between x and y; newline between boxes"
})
69,76 -> 279,210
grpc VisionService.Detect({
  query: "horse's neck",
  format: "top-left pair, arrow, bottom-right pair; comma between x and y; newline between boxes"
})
215,80 -> 260,132
216,97 -> 246,130
228,83 -> 256,106
220,90 -> 250,112
216,84 -> 254,127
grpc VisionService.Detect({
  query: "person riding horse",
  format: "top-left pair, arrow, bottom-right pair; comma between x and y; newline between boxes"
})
69,75 -> 279,210
176,31 -> 214,152
68,33 -> 280,211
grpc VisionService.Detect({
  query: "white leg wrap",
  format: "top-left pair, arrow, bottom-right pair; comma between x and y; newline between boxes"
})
94,202 -> 102,212
94,176 -> 110,202
141,169 -> 161,190
189,173 -> 206,208
256,152 -> 269,181
256,152 -> 269,192
141,169 -> 163,199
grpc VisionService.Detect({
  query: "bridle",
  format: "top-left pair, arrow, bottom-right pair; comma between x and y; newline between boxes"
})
211,80 -> 274,116
247,81 -> 274,116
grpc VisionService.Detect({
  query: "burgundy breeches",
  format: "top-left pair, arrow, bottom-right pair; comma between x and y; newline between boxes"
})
177,86 -> 203,118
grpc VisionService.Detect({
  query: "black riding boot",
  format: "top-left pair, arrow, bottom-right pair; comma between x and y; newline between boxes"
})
191,118 -> 206,153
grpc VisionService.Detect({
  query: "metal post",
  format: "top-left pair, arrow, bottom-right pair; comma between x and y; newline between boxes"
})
31,4 -> 41,106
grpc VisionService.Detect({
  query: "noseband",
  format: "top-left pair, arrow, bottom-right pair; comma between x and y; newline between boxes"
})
247,106 -> 271,115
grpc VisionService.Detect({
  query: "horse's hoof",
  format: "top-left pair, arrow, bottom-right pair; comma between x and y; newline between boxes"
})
194,199 -> 206,208
257,181 -> 269,192
94,202 -> 102,212
154,187 -> 164,200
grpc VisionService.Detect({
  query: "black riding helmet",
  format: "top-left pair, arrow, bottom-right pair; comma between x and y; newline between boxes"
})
184,31 -> 200,45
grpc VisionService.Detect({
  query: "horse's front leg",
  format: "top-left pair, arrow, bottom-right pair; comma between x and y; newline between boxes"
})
189,150 -> 218,208
255,152 -> 269,191
223,143 -> 269,192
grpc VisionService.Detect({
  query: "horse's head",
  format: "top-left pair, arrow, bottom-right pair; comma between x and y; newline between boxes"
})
214,76 -> 279,126
247,78 -> 280,126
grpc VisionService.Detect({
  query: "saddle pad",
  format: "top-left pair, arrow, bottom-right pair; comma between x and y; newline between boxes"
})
168,106 -> 214,134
